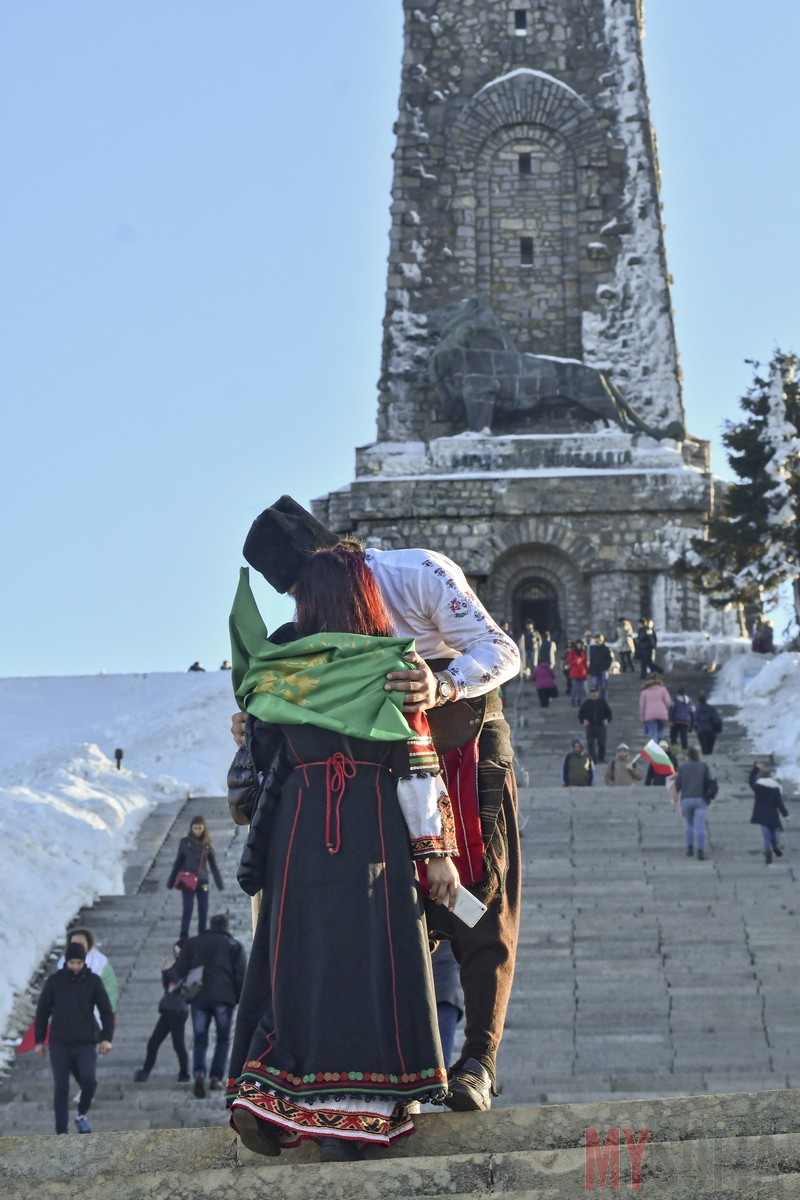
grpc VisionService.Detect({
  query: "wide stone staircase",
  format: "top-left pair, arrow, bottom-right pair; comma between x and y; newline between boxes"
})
3,658 -> 800,1197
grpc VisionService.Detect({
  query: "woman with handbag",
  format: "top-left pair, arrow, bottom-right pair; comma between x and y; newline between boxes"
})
226,548 -> 457,1162
134,940 -> 190,1082
166,816 -> 225,937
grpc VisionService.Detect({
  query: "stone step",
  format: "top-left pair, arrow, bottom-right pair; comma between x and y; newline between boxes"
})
4,1089 -> 800,1198
5,655 -> 799,1193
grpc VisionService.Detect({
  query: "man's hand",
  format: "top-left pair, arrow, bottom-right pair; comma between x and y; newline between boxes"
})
426,857 -> 460,910
35,1043 -> 46,1058
231,711 -> 246,747
98,1041 -> 112,1055
384,652 -> 439,712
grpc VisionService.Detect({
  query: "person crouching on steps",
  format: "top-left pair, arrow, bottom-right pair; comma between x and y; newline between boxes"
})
749,762 -> 789,865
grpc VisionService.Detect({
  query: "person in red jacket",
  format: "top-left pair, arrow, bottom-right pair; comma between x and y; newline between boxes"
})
567,639 -> 589,707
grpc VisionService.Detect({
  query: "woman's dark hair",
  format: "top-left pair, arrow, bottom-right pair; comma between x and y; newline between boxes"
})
65,926 -> 96,951
188,815 -> 212,847
294,547 -> 394,638
687,746 -> 700,761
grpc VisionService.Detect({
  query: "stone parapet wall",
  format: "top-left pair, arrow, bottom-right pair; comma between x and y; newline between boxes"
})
314,451 -> 710,636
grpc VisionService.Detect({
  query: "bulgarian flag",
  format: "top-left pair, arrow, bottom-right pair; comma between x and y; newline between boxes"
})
639,738 -> 676,776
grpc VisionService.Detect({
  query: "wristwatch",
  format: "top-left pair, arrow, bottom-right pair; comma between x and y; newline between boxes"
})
434,672 -> 456,705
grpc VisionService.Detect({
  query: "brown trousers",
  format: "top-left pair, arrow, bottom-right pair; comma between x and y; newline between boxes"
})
425,728 -> 521,1082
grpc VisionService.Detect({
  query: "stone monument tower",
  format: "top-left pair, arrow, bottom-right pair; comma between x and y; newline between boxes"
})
315,0 -> 713,639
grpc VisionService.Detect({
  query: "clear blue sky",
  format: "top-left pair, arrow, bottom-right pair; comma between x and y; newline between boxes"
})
2,1 -> 798,677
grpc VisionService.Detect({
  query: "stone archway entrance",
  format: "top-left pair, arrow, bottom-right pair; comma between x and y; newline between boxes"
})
486,542 -> 589,646
513,576 -> 561,639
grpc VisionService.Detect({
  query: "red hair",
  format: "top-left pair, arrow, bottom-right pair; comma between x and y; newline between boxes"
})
294,547 -> 394,638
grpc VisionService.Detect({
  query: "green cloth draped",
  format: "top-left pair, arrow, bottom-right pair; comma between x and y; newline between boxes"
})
229,568 -> 415,741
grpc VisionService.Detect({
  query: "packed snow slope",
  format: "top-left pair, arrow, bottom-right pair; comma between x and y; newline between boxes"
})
0,670 -> 235,1043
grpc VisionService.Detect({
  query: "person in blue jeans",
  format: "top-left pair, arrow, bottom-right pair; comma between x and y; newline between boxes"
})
169,913 -> 247,1097
166,815 -> 226,938
674,746 -> 715,861
34,940 -> 114,1134
749,762 -> 789,865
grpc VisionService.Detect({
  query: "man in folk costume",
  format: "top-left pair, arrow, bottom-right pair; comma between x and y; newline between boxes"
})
231,496 -> 521,1112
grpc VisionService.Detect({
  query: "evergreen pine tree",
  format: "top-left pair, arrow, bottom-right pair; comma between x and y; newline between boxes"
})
677,351 -> 800,626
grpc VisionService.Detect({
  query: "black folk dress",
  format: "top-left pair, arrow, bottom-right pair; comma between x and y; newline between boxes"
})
227,724 -> 447,1147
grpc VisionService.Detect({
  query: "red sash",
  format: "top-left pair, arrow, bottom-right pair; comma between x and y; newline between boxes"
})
418,738 -> 485,891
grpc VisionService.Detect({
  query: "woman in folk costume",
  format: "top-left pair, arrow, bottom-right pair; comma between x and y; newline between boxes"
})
226,548 -> 458,1163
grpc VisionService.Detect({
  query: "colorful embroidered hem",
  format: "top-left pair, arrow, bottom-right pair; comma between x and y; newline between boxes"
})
234,1059 -> 447,1102
231,1082 -> 429,1146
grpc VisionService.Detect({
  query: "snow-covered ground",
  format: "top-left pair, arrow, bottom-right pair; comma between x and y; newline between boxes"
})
1,651 -> 798,1055
0,670 -> 235,1051
711,650 -> 800,791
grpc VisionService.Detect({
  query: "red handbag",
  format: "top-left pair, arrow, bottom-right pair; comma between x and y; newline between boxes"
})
174,847 -> 205,891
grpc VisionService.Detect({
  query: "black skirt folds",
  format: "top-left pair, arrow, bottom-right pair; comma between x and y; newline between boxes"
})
227,726 -> 446,1147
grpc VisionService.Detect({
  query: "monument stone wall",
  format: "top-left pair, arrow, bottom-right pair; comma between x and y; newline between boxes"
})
314,0 -> 716,640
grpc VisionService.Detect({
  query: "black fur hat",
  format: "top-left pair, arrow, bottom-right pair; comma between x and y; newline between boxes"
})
242,495 -> 339,593
65,941 -> 86,962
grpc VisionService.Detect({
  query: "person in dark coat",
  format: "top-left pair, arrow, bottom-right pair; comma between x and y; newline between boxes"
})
635,619 -> 655,679
694,692 -> 722,756
668,692 -> 695,752
577,687 -> 612,763
749,763 -> 789,864
757,622 -> 775,654
134,939 -> 190,1083
166,815 -> 225,937
170,913 -> 247,1097
34,940 -> 113,1134
587,634 -> 613,700
227,548 -> 456,1161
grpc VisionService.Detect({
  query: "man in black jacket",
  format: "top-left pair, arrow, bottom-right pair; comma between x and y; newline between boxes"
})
35,940 -> 113,1134
577,687 -> 613,764
588,634 -> 614,700
172,913 -> 247,1096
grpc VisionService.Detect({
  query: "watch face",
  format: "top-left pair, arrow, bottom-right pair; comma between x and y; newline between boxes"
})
438,674 -> 454,701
